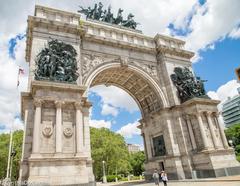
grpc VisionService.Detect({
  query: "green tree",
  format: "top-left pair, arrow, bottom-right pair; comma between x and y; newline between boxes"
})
90,127 -> 131,180
129,151 -> 145,176
225,123 -> 240,161
0,130 -> 23,180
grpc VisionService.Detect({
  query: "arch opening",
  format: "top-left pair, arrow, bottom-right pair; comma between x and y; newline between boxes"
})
87,66 -> 165,117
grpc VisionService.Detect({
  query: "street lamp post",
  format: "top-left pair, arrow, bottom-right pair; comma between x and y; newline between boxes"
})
102,161 -> 107,183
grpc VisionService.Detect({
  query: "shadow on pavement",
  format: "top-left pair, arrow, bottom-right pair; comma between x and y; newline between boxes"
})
108,181 -> 149,186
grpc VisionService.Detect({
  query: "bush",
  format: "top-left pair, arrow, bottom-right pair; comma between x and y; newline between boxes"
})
237,155 -> 240,162
120,177 -> 128,181
131,176 -> 140,180
106,175 -> 121,182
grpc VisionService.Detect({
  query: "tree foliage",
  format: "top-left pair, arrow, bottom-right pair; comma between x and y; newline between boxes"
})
90,127 -> 131,180
225,123 -> 240,161
0,130 -> 23,180
129,151 -> 145,176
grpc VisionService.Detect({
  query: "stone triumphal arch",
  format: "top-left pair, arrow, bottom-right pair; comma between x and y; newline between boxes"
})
19,5 -> 240,186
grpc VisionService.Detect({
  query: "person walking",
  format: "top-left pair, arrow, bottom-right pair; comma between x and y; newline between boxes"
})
152,169 -> 160,186
161,171 -> 168,186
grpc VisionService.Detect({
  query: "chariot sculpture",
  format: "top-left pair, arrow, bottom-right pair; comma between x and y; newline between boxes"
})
78,2 -> 139,29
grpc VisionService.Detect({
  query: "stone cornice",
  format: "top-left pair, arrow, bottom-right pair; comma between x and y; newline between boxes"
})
156,45 -> 194,59
35,5 -> 81,18
182,97 -> 220,106
154,34 -> 185,45
142,97 -> 220,121
31,80 -> 87,95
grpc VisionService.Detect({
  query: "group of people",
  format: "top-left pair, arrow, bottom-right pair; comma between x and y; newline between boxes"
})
152,169 -> 168,186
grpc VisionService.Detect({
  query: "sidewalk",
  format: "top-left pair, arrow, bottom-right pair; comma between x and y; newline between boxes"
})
96,175 -> 240,186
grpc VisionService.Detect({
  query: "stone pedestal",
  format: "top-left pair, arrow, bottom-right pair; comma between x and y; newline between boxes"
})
182,98 -> 240,178
19,80 -> 95,186
142,98 -> 240,180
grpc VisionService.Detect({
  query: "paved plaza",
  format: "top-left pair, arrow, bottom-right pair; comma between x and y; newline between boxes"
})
123,182 -> 240,186
97,176 -> 240,186
98,181 -> 240,186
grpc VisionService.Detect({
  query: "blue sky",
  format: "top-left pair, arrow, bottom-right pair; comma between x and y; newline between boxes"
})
194,38 -> 240,91
0,0 -> 240,148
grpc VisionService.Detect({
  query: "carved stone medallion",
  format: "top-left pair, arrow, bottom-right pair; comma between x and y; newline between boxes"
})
63,122 -> 73,137
63,127 -> 73,137
42,121 -> 53,138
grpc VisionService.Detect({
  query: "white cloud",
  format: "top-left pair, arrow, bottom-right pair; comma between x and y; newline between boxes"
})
117,121 -> 141,138
90,85 -> 139,113
0,35 -> 28,132
183,0 -> 240,61
110,0 -> 197,36
207,80 -> 240,110
89,119 -> 112,129
229,27 -> 240,39
101,103 -> 119,117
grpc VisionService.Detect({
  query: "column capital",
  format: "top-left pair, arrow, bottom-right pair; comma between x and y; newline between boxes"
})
183,114 -> 191,120
205,111 -> 213,116
212,112 -> 220,117
33,98 -> 43,107
55,100 -> 64,108
195,111 -> 205,117
74,101 -> 84,110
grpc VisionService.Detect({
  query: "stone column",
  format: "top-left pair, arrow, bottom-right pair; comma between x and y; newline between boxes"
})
142,133 -> 148,160
196,113 -> 209,150
32,99 -> 42,154
185,115 -> 197,151
214,113 -> 229,149
75,101 -> 84,156
55,101 -> 63,154
144,134 -> 153,158
177,116 -> 188,154
83,107 -> 91,157
166,119 -> 180,155
206,112 -> 219,149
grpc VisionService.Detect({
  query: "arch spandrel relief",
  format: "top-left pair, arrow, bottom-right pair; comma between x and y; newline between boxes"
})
81,53 -> 159,84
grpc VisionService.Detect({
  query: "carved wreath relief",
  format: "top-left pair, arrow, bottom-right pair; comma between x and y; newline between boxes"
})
63,127 -> 73,137
63,122 -> 73,137
42,121 -> 53,138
